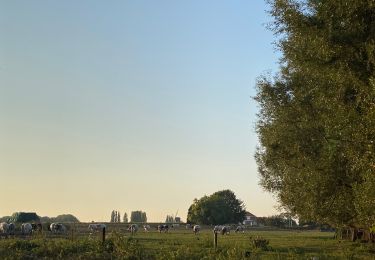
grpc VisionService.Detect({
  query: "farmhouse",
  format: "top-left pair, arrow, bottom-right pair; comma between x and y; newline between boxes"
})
243,212 -> 257,226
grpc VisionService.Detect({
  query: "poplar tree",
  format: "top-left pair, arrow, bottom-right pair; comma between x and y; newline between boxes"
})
123,213 -> 128,223
256,0 -> 375,236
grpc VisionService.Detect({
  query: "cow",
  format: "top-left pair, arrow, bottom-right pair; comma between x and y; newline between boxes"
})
143,225 -> 151,232
213,225 -> 230,235
235,225 -> 245,233
88,223 -> 106,234
31,223 -> 43,233
8,223 -> 15,235
158,224 -> 169,233
21,223 -> 33,235
0,223 -> 9,237
50,223 -> 66,234
128,224 -> 138,234
193,225 -> 201,235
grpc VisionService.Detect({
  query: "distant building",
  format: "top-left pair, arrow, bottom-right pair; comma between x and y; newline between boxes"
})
243,212 -> 257,226
174,217 -> 181,223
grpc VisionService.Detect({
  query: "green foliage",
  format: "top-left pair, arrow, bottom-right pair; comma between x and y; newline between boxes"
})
110,210 -> 121,223
37,214 -> 80,223
130,211 -> 147,223
0,230 -> 374,259
0,216 -> 11,223
250,236 -> 270,250
123,212 -> 128,223
53,214 -> 80,223
255,0 -> 375,230
187,189 -> 246,225
11,212 -> 40,223
257,215 -> 297,228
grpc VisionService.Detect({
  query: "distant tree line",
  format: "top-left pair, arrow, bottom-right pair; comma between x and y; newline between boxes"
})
110,210 -> 146,223
257,215 -> 297,228
0,212 -> 79,223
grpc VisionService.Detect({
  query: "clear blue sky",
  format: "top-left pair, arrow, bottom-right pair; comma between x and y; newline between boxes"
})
0,1 -> 280,222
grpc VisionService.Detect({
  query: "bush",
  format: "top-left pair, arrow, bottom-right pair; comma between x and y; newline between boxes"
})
250,236 -> 269,250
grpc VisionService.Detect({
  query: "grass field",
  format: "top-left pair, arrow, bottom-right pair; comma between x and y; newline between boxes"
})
0,224 -> 374,259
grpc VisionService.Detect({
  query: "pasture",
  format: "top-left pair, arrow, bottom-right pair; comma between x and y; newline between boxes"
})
0,223 -> 374,259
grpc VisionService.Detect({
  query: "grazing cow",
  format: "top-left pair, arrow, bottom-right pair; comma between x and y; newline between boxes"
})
213,225 -> 230,235
157,224 -> 169,233
235,225 -> 245,233
143,225 -> 151,232
0,223 -> 9,237
128,224 -> 138,234
193,225 -> 201,235
50,223 -> 66,234
88,223 -> 106,233
8,223 -> 15,235
21,223 -> 33,235
31,223 -> 43,233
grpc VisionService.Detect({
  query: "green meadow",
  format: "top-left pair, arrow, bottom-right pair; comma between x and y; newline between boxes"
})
0,228 -> 374,259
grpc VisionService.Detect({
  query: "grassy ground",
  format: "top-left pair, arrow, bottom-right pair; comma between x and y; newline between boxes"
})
0,227 -> 374,259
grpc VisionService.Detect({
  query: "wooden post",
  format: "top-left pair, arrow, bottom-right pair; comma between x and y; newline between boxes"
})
102,227 -> 106,243
214,232 -> 218,249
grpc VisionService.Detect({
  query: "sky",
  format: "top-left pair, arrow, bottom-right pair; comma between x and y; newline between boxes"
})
0,1 -> 281,222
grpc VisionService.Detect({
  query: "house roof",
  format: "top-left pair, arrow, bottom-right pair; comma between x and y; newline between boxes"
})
245,212 -> 257,217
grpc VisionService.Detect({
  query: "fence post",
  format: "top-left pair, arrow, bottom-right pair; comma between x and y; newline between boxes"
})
102,227 -> 106,243
214,232 -> 218,249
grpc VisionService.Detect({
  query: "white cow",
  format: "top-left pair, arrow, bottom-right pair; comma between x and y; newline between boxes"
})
21,223 -> 33,235
143,225 -> 151,232
213,225 -> 230,235
88,223 -> 106,233
50,223 -> 67,234
128,224 -> 138,234
0,222 -> 9,236
193,225 -> 201,234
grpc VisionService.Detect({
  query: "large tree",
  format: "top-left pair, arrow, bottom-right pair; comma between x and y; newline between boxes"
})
256,0 -> 375,234
187,190 -> 246,225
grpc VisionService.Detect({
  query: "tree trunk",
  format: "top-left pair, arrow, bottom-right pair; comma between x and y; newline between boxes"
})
350,228 -> 357,242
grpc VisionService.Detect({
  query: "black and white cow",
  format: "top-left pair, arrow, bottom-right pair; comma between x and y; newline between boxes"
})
193,225 -> 201,234
213,225 -> 230,235
31,223 -> 43,233
143,225 -> 151,232
128,224 -> 139,234
158,224 -> 169,233
235,225 -> 245,233
50,223 -> 67,234
8,223 -> 15,235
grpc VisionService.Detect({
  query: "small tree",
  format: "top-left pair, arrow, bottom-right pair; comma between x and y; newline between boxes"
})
110,210 -> 115,223
123,213 -> 128,223
117,211 -> 121,223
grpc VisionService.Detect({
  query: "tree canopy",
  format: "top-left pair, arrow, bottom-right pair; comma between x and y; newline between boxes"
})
187,190 -> 246,225
130,211 -> 147,223
256,0 -> 375,230
11,212 -> 40,223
